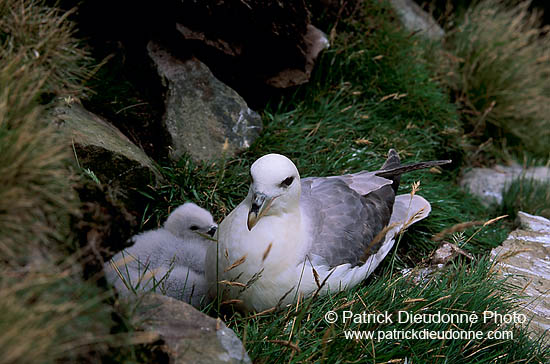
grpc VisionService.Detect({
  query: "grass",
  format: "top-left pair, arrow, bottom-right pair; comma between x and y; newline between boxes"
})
0,0 -> 94,97
0,1 -> 129,363
431,0 -> 550,158
499,177 -> 550,221
0,264 -> 114,364
0,0 -> 81,264
226,258 -> 549,363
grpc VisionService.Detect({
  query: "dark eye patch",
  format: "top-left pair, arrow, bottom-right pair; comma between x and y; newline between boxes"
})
280,176 -> 294,188
190,225 -> 199,231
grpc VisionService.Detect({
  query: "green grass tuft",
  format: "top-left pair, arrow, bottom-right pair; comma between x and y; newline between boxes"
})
500,177 -> 550,221
0,0 -> 94,97
433,0 -> 550,158
0,264 -> 114,364
0,1 -> 127,362
226,258 -> 549,363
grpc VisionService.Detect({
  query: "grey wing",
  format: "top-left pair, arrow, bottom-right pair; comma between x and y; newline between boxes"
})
301,177 -> 396,268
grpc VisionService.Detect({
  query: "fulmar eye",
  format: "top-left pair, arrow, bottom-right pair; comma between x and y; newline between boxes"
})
280,176 -> 294,188
190,225 -> 199,231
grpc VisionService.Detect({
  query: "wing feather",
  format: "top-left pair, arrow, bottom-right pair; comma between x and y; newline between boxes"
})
301,177 -> 395,268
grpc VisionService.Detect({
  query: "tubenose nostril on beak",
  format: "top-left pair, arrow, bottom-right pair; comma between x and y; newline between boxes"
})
250,202 -> 261,214
207,225 -> 217,237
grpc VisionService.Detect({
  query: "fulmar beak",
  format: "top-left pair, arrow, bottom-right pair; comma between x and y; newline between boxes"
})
247,192 -> 274,231
207,225 -> 218,237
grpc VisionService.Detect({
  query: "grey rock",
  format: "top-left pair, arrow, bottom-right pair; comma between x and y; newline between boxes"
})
264,24 -> 329,88
429,242 -> 473,265
147,41 -> 262,161
51,101 -> 162,274
53,101 -> 161,176
52,101 -> 163,207
519,211 -> 550,233
389,0 -> 444,40
132,293 -> 251,364
491,212 -> 550,341
173,1 -> 327,89
401,242 -> 472,284
460,165 -> 550,206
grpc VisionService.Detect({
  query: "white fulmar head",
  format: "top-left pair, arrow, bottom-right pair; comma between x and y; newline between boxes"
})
164,202 -> 217,239
247,153 -> 301,230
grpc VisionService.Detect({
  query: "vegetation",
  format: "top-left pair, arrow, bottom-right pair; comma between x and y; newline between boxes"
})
0,1 -> 117,362
500,177 -> 550,220
229,258 -> 549,363
432,0 -> 550,158
0,0 -> 83,261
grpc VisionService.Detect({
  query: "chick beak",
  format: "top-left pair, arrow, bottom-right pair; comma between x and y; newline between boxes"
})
247,192 -> 274,231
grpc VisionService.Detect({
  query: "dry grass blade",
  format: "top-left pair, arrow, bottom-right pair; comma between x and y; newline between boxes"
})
431,221 -> 485,242
245,307 -> 277,319
219,280 -> 247,288
221,299 -> 244,306
275,285 -> 297,310
494,248 -> 531,262
334,299 -> 358,311
432,215 -> 507,242
262,242 -> 273,262
312,266 -> 321,289
482,215 -> 507,227
403,298 -> 427,304
360,222 -> 400,262
402,206 -> 427,233
266,340 -> 301,352
224,254 -> 247,272
464,215 -> 508,245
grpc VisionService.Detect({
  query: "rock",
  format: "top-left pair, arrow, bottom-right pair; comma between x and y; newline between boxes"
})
519,212 -> 550,233
264,25 -> 329,88
402,242 -> 472,284
148,41 -> 262,161
73,180 -> 138,278
428,242 -> 473,265
52,100 -> 163,194
490,212 -> 550,341
460,165 -> 550,206
51,101 -> 162,275
389,0 -> 445,40
174,0 -> 328,89
132,293 -> 251,364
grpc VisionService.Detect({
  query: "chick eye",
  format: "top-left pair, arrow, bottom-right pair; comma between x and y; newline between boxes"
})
190,225 -> 199,231
280,176 -> 294,188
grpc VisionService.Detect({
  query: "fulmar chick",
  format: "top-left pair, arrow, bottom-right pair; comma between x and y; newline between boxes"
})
105,202 -> 217,307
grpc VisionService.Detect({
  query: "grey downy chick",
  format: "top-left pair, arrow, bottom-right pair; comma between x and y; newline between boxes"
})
104,202 -> 217,307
